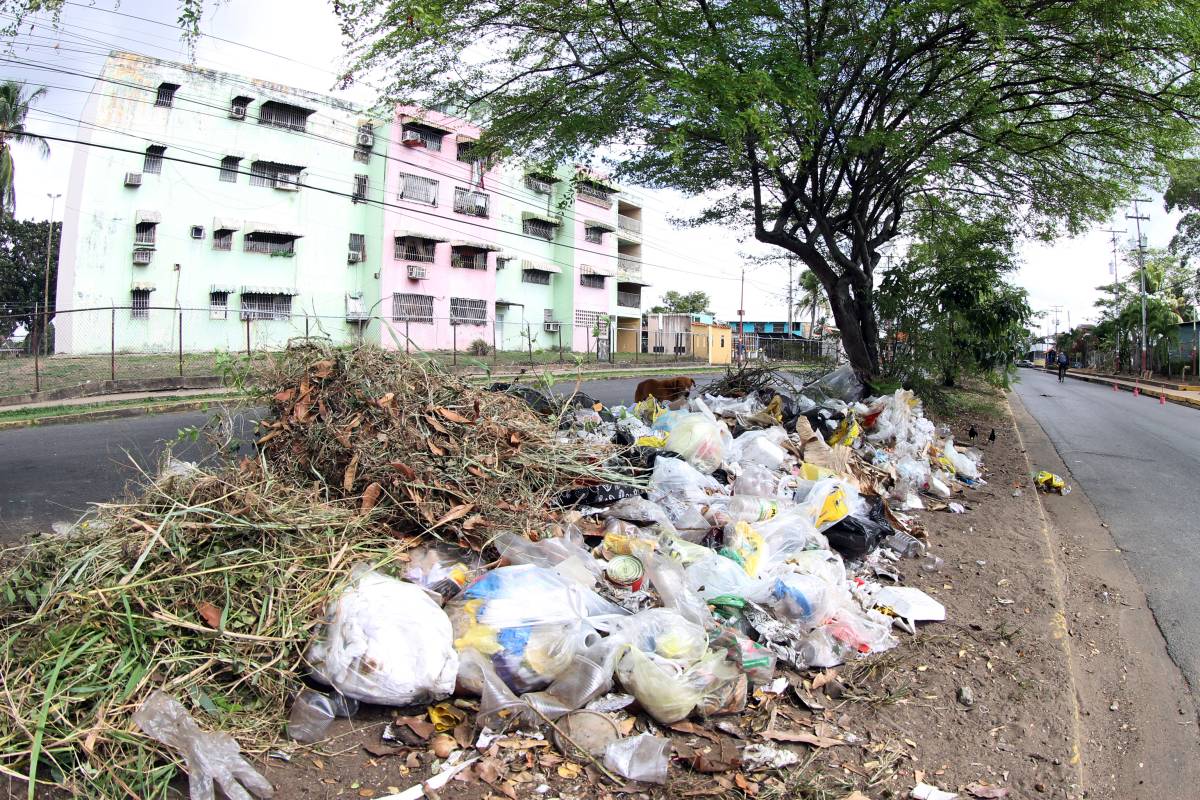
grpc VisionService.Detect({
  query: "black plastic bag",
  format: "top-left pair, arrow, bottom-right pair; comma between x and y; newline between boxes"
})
823,497 -> 894,558
553,482 -> 643,508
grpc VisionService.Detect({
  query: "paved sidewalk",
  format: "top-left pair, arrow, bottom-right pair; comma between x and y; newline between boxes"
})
8,386 -> 232,411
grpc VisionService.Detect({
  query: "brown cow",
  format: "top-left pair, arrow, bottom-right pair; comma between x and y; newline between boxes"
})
634,376 -> 696,404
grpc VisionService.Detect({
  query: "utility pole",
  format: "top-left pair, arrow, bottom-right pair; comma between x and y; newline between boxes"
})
1126,199 -> 1151,374
738,264 -> 746,366
43,192 -> 61,357
1102,227 -> 1125,371
1049,305 -> 1063,348
785,259 -> 794,344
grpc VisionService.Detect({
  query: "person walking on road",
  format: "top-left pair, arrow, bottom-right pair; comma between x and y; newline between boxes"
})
1057,350 -> 1069,383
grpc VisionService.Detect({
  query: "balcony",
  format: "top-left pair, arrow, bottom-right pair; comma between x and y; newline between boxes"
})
577,182 -> 614,207
617,290 -> 642,309
618,214 -> 642,235
618,255 -> 642,279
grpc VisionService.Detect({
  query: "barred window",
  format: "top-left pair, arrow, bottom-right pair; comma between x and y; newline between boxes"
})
348,233 -> 366,259
257,100 -> 313,132
213,229 -> 234,251
353,174 -> 368,202
523,218 -> 557,240
219,155 -> 240,182
353,148 -> 370,164
585,226 -> 605,244
395,236 -> 437,262
453,187 -> 489,217
580,274 -> 605,289
134,222 -> 157,246
144,145 -> 165,174
244,232 -> 297,255
131,289 -> 151,319
522,269 -> 551,285
450,297 -> 487,325
249,160 -> 303,188
393,292 -> 434,323
525,174 -> 555,194
230,95 -> 251,117
209,291 -> 229,319
401,122 -> 445,151
450,246 -> 487,270
397,172 -> 438,205
241,293 -> 292,320
575,309 -> 609,330
577,180 -> 614,206
155,82 -> 179,108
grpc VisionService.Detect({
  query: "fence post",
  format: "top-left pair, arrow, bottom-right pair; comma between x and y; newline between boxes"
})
305,315 -> 310,340
492,318 -> 498,366
245,317 -> 251,356
178,310 -> 184,377
32,301 -> 39,393
557,327 -> 563,364
527,323 -> 534,365
111,306 -> 116,381
405,320 -> 411,353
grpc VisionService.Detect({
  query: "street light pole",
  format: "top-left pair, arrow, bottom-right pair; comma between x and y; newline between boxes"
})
1126,199 -> 1150,374
1102,228 -> 1124,371
42,192 -> 61,357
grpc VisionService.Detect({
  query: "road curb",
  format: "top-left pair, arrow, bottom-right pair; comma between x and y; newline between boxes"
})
0,397 -> 241,431
1062,371 -> 1200,409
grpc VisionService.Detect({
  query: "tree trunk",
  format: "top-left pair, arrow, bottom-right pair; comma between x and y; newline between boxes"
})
824,274 -> 880,379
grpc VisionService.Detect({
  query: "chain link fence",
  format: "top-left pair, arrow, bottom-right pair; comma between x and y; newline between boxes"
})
0,306 -> 840,401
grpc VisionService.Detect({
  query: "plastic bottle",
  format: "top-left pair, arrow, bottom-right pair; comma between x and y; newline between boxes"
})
287,689 -> 361,743
726,496 -> 782,523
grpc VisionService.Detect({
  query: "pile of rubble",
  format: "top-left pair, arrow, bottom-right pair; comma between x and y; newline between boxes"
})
0,347 -> 987,800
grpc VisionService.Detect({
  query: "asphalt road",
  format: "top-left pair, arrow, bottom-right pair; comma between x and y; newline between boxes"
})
0,372 -> 720,541
1013,368 -> 1200,687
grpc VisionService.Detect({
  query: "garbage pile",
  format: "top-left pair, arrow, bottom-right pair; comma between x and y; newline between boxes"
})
0,348 -> 987,799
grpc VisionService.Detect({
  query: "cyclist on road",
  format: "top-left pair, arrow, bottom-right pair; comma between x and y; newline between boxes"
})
1057,350 -> 1069,383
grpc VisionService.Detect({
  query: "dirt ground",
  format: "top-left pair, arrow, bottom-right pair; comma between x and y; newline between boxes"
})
250,391 -> 1086,800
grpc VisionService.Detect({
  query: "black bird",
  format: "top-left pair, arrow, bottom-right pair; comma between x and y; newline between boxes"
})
968,424 -> 978,440
988,428 -> 996,444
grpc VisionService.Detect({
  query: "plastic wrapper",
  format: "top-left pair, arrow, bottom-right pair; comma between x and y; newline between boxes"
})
617,645 -> 739,724
732,463 -> 783,498
307,566 -> 458,706
612,608 -> 715,723
287,689 -> 358,744
801,606 -> 897,667
723,510 -> 827,579
685,549 -> 763,599
405,547 -> 472,603
650,456 -> 723,504
768,572 -> 835,627
794,478 -> 866,531
133,691 -> 274,800
635,544 -> 712,626
941,438 -> 980,480
665,413 -> 728,474
801,363 -> 864,404
709,627 -> 777,685
1035,470 -> 1068,494
656,495 -> 711,542
449,564 -> 628,694
604,496 -> 675,530
702,393 -> 763,418
729,427 -> 790,470
496,530 -> 603,586
787,549 -> 848,586
604,733 -> 670,784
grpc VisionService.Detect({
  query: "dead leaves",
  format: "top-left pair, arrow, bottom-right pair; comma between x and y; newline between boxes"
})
429,503 -> 475,532
360,482 -> 383,514
343,453 -> 360,491
390,461 -> 417,480
434,406 -> 475,425
195,601 -> 222,629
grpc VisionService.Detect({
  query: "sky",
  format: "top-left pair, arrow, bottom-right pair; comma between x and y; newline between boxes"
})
2,0 -> 1186,336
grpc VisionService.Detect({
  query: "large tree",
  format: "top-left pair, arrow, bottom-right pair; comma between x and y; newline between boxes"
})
0,216 -> 59,342
649,290 -> 711,314
328,0 -> 1200,377
0,81 -> 49,217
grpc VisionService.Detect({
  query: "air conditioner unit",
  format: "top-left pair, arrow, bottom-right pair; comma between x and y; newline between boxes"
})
124,172 -> 142,187
274,174 -> 300,191
544,322 -> 561,333
402,133 -> 425,147
132,249 -> 153,265
407,264 -> 428,280
347,250 -> 363,263
230,106 -> 246,120
357,131 -> 374,148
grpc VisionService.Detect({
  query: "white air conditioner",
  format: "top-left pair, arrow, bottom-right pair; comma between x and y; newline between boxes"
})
274,174 -> 300,191
124,172 -> 142,187
229,105 -> 246,120
407,264 -> 428,280
347,250 -> 363,263
132,249 -> 153,265
402,132 -> 424,146
544,322 -> 561,332
357,131 -> 374,148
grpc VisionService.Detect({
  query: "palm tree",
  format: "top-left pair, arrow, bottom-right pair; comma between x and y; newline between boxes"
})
0,82 -> 50,217
796,270 -> 828,337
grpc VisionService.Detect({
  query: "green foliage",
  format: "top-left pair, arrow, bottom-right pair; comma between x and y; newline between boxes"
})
878,212 -> 1032,387
467,337 -> 490,356
0,216 -> 58,341
332,0 -> 1200,377
649,290 -> 711,315
0,81 -> 50,217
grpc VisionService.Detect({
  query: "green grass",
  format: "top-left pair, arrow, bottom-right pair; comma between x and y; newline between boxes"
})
919,379 -> 1005,421
0,393 -> 240,424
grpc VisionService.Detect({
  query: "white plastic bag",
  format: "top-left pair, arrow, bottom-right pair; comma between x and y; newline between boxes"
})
604,733 -> 670,784
665,413 -> 728,474
732,463 -> 783,498
649,456 -> 723,504
307,565 -> 458,706
729,427 -> 790,470
941,438 -> 981,480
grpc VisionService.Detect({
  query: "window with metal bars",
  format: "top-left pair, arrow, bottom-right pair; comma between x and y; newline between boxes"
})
209,291 -> 229,319
577,181 -> 614,206
525,174 -> 556,194
401,122 -> 445,151
453,187 -> 489,217
523,218 -> 557,240
240,293 -> 293,320
353,174 -> 368,202
353,148 -> 369,164
348,233 -> 366,260
144,145 -> 165,174
393,293 -> 434,323
580,274 -> 605,289
231,95 -> 251,117
450,246 -> 487,270
244,232 -> 297,255
585,227 -> 605,244
450,297 -> 487,325
134,222 -> 157,246
522,269 -> 551,285
249,160 -> 304,188
155,82 -> 179,108
131,289 -> 151,319
575,309 -> 609,330
395,236 -> 437,262
213,229 -> 234,251
219,155 -> 240,182
257,100 -> 313,131
397,172 -> 438,205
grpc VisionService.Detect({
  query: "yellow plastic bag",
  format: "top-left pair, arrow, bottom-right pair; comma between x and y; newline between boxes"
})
635,432 -> 669,448
800,462 -> 838,481
725,521 -> 766,577
635,396 -> 666,423
1034,471 -> 1066,494
828,417 -> 860,447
